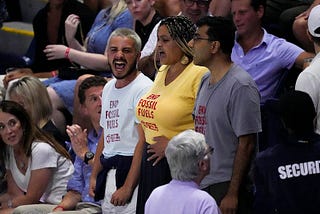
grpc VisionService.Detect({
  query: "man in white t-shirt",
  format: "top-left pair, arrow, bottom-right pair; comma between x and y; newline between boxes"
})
89,28 -> 153,214
295,5 -> 320,134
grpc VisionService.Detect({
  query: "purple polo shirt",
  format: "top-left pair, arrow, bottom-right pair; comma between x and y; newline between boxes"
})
145,179 -> 221,214
231,29 -> 303,103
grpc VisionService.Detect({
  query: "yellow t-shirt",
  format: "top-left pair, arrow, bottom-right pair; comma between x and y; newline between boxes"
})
136,62 -> 208,144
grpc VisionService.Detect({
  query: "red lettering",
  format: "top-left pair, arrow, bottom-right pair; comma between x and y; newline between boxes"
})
195,116 -> 206,125
198,106 -> 206,114
106,119 -> 118,129
106,109 -> 120,119
137,108 -> 154,119
146,94 -> 160,100
195,126 -> 206,135
105,133 -> 121,143
110,100 -> 119,108
141,121 -> 159,131
137,99 -> 158,110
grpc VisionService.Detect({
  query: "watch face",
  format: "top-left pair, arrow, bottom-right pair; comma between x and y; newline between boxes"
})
86,152 -> 94,159
84,152 -> 95,164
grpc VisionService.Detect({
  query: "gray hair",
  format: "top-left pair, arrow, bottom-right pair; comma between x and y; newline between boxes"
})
165,129 -> 208,181
107,28 -> 142,52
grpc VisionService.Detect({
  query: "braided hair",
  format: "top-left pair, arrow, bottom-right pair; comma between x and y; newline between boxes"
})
159,16 -> 196,59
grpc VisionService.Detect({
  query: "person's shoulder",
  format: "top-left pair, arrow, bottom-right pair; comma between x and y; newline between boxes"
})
135,73 -> 153,85
31,141 -> 55,155
188,63 -> 208,73
184,63 -> 209,80
255,143 -> 286,163
296,65 -> 317,82
33,3 -> 48,22
103,78 -> 116,88
149,183 -> 169,196
265,31 -> 303,52
117,8 -> 133,20
229,64 -> 256,84
32,141 -> 52,148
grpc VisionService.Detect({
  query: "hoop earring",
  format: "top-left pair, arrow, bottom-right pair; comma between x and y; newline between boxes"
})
180,55 -> 189,65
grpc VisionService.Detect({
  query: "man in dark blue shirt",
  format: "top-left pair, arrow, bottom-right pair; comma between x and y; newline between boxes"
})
254,90 -> 320,214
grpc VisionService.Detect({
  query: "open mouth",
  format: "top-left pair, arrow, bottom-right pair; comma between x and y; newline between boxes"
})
8,135 -> 16,142
114,61 -> 126,70
158,50 -> 165,57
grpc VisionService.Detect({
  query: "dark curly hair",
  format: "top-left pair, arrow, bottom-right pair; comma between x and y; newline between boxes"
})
78,76 -> 108,104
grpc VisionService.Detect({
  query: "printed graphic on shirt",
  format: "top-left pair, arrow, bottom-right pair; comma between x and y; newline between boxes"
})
137,94 -> 159,131
278,160 -> 320,179
195,105 -> 207,134
105,100 -> 120,143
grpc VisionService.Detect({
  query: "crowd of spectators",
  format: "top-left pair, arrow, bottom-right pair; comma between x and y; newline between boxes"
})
0,0 -> 320,213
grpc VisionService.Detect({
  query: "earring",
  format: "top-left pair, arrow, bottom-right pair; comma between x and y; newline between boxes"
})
180,55 -> 189,65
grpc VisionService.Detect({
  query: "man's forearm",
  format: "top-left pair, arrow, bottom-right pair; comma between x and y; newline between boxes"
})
122,124 -> 145,191
68,49 -> 110,71
227,134 -> 256,196
91,133 -> 104,179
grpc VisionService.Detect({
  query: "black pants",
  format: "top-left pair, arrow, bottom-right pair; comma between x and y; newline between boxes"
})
136,142 -> 171,214
203,181 -> 254,214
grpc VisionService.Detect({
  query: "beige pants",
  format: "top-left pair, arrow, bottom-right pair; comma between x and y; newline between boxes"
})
13,202 -> 101,214
102,169 -> 138,214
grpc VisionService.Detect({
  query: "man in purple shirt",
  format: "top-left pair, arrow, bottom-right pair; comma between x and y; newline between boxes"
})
231,0 -> 314,104
145,130 -> 221,214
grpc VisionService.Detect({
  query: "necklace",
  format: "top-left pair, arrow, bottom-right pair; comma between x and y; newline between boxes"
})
19,161 -> 26,170
14,150 -> 27,171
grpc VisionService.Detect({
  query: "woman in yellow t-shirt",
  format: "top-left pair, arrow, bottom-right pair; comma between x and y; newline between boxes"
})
135,16 -> 208,214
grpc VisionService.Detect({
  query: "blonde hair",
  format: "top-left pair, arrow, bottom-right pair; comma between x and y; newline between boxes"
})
107,0 -> 128,24
7,76 -> 53,127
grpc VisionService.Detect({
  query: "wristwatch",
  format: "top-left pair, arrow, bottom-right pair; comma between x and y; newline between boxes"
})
84,151 -> 95,164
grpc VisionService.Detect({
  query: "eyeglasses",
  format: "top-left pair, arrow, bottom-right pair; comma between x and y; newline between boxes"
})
203,146 -> 214,160
0,118 -> 20,132
193,34 -> 212,42
184,0 -> 210,8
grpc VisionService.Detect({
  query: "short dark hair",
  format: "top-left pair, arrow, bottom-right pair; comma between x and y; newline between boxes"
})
279,90 -> 316,137
196,16 -> 236,55
250,0 -> 266,11
78,76 -> 107,104
231,0 -> 266,12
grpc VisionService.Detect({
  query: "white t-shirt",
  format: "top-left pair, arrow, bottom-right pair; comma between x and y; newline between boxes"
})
100,73 -> 152,158
140,21 -> 160,59
296,52 -> 320,134
6,141 -> 74,204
